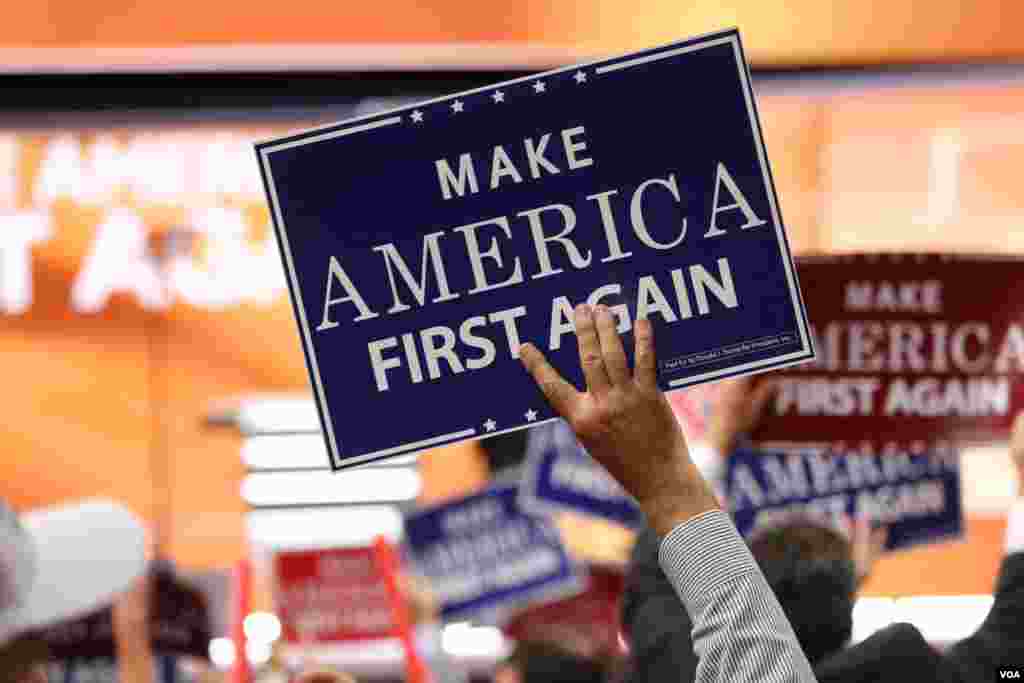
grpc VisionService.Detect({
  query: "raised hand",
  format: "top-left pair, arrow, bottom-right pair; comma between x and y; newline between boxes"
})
850,514 -> 889,588
519,303 -> 719,535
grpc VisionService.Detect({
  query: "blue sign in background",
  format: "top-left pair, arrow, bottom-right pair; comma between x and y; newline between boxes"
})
724,447 -> 963,551
519,421 -> 641,527
403,486 -> 582,619
257,29 -> 813,469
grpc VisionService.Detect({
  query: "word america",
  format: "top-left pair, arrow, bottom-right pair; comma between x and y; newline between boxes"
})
315,126 -> 768,391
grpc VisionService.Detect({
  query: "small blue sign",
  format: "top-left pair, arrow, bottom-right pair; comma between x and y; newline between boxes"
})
256,28 -> 814,469
403,485 -> 583,619
519,420 -> 641,527
724,446 -> 963,550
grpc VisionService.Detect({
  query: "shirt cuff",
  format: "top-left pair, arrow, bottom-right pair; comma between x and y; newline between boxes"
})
657,509 -> 759,611
1006,499 -> 1024,554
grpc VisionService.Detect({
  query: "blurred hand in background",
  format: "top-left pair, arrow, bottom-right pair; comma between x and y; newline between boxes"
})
850,514 -> 888,588
1012,412 -> 1024,492
706,376 -> 776,456
398,572 -> 438,625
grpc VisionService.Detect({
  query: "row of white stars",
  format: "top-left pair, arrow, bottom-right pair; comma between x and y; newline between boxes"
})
482,409 -> 539,433
409,70 -> 589,123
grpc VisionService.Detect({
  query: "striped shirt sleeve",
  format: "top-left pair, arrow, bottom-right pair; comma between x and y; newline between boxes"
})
659,510 -> 818,683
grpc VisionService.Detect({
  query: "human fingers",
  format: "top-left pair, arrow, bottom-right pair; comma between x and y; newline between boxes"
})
519,342 -> 580,416
633,317 -> 658,389
574,304 -> 611,395
593,305 -> 630,386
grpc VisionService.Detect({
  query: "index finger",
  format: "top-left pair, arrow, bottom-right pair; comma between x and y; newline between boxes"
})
633,317 -> 658,389
519,342 -> 580,416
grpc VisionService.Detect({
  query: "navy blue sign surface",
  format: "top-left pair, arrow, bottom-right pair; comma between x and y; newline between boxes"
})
519,420 -> 641,527
724,446 -> 963,550
403,485 -> 582,619
256,28 -> 813,469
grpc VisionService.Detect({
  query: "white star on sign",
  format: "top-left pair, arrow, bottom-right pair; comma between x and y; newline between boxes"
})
451,100 -> 464,113
483,419 -> 497,432
524,409 -> 538,422
532,80 -> 546,93
574,70 -> 587,84
410,110 -> 424,123
492,90 -> 505,103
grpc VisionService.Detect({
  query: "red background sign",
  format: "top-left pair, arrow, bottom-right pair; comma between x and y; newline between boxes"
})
504,567 -> 624,658
274,546 -> 397,643
753,254 -> 1024,449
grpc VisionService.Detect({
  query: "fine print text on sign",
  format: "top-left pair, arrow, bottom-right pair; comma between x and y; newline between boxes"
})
403,485 -> 583,620
753,254 -> 1024,451
256,28 -> 814,469
519,420 -> 641,528
725,445 -> 963,551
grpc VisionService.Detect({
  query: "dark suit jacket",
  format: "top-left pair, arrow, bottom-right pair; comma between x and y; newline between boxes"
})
621,526 -> 1024,683
818,551 -> 1024,682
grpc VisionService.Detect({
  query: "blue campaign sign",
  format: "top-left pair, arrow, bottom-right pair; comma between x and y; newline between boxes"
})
256,28 -> 814,469
724,446 -> 964,551
519,420 -> 641,527
403,485 -> 583,620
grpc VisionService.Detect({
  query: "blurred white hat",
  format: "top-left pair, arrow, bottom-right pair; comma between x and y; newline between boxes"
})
0,498 -> 147,645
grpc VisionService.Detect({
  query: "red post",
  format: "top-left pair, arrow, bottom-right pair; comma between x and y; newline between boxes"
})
231,557 -> 252,683
373,535 -> 431,683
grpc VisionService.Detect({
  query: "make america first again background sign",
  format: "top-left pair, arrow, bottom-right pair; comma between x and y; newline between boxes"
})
257,29 -> 814,469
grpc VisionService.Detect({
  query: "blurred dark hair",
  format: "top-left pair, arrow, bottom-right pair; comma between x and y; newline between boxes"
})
0,635 -> 49,683
504,640 -> 607,683
479,430 -> 531,474
748,521 -> 858,665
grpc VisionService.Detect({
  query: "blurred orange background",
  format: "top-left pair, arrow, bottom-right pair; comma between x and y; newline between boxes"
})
2,1 -> 1024,601
3,0 -> 1024,67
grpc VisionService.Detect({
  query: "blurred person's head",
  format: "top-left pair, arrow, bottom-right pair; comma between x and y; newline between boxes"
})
495,640 -> 606,683
480,429 -> 531,477
294,669 -> 357,683
0,635 -> 49,683
748,520 -> 858,665
0,498 -> 147,681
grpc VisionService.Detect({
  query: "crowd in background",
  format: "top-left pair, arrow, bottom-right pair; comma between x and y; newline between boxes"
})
3,304 -> 1023,682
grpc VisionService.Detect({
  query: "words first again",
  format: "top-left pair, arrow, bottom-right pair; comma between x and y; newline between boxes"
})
367,257 -> 738,391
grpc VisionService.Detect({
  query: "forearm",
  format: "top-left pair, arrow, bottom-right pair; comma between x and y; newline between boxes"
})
639,451 -> 721,537
113,616 -> 154,683
659,511 -> 818,683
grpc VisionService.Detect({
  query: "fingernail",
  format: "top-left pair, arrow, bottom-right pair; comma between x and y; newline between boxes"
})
575,303 -> 592,318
